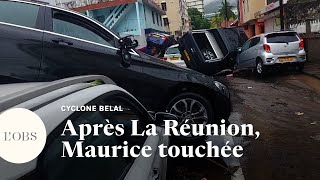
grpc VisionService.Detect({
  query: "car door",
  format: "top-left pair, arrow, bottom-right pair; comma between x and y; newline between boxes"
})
238,39 -> 251,68
38,92 -> 167,180
41,7 -> 144,95
247,37 -> 260,67
0,0 -> 44,83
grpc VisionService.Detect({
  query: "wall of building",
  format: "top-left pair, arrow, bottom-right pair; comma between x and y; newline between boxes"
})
143,3 -> 164,32
155,0 -> 190,37
186,0 -> 204,13
242,0 -> 265,23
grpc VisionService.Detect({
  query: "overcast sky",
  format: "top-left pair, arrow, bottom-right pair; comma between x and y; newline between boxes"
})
204,0 -> 237,14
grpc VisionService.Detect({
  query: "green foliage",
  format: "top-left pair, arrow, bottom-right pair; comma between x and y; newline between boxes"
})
188,8 -> 211,30
209,1 -> 237,28
218,1 -> 236,20
285,0 -> 320,25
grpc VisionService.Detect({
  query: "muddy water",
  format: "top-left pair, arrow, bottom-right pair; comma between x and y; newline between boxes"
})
228,74 -> 320,180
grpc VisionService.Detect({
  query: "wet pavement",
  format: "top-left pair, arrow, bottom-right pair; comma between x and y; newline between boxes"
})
228,72 -> 320,180
168,72 -> 320,180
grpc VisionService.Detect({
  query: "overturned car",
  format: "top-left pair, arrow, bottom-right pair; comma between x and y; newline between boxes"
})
179,27 -> 248,75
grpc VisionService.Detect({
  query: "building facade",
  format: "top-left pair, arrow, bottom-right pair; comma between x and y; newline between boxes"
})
238,0 -> 266,38
186,0 -> 204,13
255,0 -> 288,33
55,0 -> 165,47
155,0 -> 190,37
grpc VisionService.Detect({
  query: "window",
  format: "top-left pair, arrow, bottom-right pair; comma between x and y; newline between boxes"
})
0,1 -> 40,28
161,2 -> 167,11
52,10 -> 114,47
266,32 -> 299,43
163,18 -> 169,26
152,11 -> 155,24
166,47 -> 180,55
41,96 -> 148,180
241,40 -> 251,52
250,37 -> 260,48
156,14 -> 159,26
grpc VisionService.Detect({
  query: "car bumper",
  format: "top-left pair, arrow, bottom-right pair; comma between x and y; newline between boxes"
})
261,50 -> 306,66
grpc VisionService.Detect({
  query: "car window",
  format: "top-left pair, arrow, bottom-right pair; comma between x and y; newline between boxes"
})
266,32 -> 299,43
41,96 -> 148,180
0,1 -> 40,28
52,10 -> 115,47
250,37 -> 260,48
166,47 -> 180,54
241,40 -> 251,52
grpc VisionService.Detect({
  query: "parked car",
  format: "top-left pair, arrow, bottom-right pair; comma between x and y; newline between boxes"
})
235,31 -> 306,75
0,75 -> 172,180
162,44 -> 186,67
0,0 -> 231,124
179,27 -> 248,75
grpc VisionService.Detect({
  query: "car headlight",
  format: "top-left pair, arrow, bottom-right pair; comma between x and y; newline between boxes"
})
214,81 -> 225,91
214,81 -> 230,97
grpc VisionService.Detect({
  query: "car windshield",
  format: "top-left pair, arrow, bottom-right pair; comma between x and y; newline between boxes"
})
266,32 -> 299,43
166,47 -> 180,54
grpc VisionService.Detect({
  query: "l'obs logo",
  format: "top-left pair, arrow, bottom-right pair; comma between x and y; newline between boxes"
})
0,108 -> 46,164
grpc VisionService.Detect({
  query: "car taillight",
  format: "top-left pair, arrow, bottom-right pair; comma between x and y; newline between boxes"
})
162,57 -> 167,61
299,38 -> 304,50
263,44 -> 271,53
162,36 -> 167,40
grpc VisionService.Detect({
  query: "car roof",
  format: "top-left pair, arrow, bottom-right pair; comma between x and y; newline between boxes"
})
262,31 -> 298,36
169,44 -> 179,48
6,0 -> 120,39
0,75 -> 115,112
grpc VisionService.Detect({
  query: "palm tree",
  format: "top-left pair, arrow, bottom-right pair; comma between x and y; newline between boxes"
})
218,0 -> 236,21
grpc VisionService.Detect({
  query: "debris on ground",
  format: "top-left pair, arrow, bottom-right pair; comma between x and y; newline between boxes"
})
247,87 -> 253,89
310,121 -> 317,125
310,135 -> 320,141
295,112 -> 304,116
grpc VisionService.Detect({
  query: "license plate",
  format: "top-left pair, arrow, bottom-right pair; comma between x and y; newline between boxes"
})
278,57 -> 294,62
153,35 -> 160,38
170,57 -> 179,60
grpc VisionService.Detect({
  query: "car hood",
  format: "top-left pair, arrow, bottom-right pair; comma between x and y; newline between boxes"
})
140,53 -> 220,90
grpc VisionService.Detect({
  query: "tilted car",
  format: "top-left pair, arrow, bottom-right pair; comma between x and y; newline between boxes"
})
236,31 -> 306,75
162,44 -> 186,67
179,27 -> 248,75
0,0 -> 231,125
0,75 -> 172,180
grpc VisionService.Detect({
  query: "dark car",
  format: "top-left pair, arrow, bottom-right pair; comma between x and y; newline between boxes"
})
179,27 -> 248,75
0,0 -> 231,124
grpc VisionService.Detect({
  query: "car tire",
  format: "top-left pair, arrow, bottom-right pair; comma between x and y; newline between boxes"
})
255,59 -> 266,76
167,92 -> 214,125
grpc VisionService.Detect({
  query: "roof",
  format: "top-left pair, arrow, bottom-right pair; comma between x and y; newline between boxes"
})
69,0 -> 165,15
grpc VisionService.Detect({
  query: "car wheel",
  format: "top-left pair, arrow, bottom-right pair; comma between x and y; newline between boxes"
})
255,59 -> 266,76
202,49 -> 216,60
167,93 -> 214,127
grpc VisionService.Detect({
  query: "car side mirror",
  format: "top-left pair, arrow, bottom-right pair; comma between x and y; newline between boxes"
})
154,112 -> 179,126
237,47 -> 242,53
118,36 -> 139,67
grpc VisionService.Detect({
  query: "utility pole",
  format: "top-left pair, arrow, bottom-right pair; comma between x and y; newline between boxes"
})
225,0 -> 228,27
279,0 -> 285,30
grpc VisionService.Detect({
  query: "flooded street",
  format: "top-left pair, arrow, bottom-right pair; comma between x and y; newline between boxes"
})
228,73 -> 320,180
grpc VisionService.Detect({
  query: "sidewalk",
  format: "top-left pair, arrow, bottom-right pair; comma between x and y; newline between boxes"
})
304,63 -> 320,80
